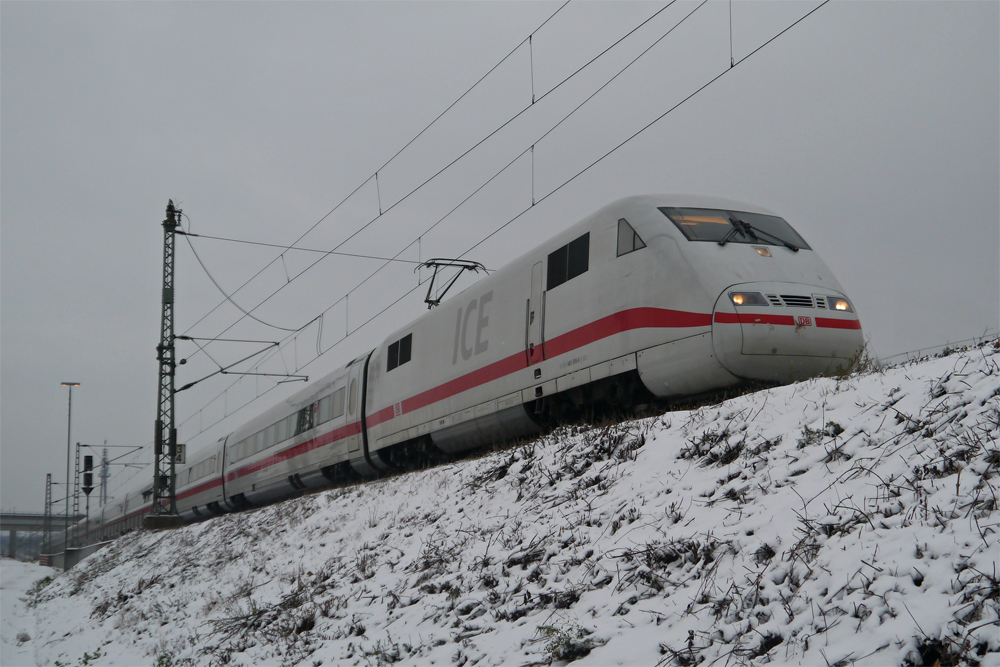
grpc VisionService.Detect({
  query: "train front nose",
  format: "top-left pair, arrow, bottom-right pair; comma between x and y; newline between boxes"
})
711,283 -> 864,382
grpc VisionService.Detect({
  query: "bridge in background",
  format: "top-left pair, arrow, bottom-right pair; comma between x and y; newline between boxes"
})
1,510 -> 85,559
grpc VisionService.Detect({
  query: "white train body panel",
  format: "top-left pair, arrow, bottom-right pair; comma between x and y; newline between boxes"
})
221,359 -> 367,506
174,438 -> 227,520
73,195 -> 862,546
363,195 -> 861,460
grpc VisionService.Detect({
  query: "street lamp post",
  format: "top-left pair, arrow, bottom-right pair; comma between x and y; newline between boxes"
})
61,382 -> 80,552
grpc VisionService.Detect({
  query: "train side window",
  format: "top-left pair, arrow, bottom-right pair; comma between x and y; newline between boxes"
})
398,334 -> 412,366
318,394 -> 332,424
547,245 -> 568,290
617,218 -> 646,257
387,334 -> 412,371
568,233 -> 589,280
296,404 -> 315,435
349,379 -> 358,415
387,340 -> 399,371
547,232 -> 590,290
332,387 -> 346,419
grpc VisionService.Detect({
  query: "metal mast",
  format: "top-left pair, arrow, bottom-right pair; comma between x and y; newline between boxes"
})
43,474 -> 52,555
145,200 -> 184,529
71,443 -> 81,546
99,447 -> 109,506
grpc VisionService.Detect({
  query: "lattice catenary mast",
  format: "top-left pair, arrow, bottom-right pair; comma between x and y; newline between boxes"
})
145,201 -> 184,529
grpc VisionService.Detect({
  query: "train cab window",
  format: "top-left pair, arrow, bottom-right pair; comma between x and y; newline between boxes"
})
617,219 -> 646,257
349,379 -> 358,415
659,207 -> 811,250
547,232 -> 590,290
387,333 -> 413,371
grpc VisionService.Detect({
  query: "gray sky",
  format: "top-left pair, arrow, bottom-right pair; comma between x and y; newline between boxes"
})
2,1 -> 997,511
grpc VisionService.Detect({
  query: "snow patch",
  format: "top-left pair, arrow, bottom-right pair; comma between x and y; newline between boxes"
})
20,342 -> 1000,666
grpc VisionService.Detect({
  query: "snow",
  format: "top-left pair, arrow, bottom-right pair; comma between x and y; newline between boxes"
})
1,558 -> 59,667
10,342 -> 1000,666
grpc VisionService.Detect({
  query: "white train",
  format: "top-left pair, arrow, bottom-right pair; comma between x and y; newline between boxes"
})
73,195 -> 863,544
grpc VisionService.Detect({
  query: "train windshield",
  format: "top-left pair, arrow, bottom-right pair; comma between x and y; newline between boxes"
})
659,207 -> 811,250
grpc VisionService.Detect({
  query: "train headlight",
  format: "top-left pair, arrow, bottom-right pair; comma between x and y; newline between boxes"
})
729,292 -> 768,307
827,297 -> 854,312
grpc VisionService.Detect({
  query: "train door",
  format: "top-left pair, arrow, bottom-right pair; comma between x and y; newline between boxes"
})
347,361 -> 363,452
526,261 -> 545,365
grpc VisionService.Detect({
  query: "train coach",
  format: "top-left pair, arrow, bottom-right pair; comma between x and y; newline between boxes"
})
74,194 -> 863,544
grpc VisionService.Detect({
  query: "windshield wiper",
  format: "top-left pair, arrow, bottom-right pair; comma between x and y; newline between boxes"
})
718,217 -> 799,252
718,218 -> 758,247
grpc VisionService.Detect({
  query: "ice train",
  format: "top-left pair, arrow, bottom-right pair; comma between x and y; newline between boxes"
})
72,195 -> 863,545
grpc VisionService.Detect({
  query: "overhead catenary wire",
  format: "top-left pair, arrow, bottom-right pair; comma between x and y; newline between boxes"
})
174,3 -> 795,432
459,1 -> 832,259
181,223 -> 299,332
179,3 -> 831,443
94,7 -> 708,493
729,0 -> 735,67
179,1 -> 572,339
532,0 -> 705,149
180,1 -> 674,343
178,146 -> 536,436
180,231 -> 426,266
177,1 -> 682,390
184,282 -> 427,437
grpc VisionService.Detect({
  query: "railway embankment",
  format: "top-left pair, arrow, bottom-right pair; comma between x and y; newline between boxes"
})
22,342 -> 1000,666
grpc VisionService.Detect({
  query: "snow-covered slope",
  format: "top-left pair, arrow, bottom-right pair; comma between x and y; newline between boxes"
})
25,343 -> 1000,666
1,559 -> 60,667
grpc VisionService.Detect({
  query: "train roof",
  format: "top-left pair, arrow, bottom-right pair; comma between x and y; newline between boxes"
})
600,194 -> 781,218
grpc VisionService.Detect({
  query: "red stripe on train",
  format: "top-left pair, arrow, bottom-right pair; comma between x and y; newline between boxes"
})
816,317 -> 862,330
226,420 -> 363,481
545,308 -> 712,357
714,312 -> 860,330
177,476 -> 222,501
714,312 -> 795,326
369,306 -> 712,427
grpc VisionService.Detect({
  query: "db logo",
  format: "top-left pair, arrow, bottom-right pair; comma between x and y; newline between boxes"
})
393,402 -> 402,418
797,316 -> 813,327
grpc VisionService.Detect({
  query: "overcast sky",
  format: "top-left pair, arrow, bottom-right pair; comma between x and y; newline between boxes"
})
2,1 -> 997,512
